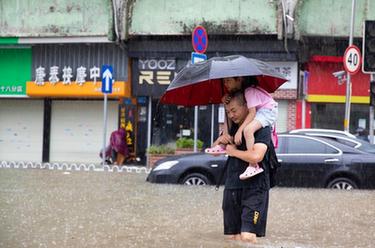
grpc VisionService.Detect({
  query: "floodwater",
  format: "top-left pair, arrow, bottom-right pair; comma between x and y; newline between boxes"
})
0,168 -> 374,248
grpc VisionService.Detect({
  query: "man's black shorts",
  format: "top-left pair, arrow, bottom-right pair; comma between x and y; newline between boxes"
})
222,188 -> 269,237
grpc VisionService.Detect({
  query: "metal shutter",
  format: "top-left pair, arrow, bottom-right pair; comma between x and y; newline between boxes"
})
49,100 -> 118,163
0,99 -> 44,162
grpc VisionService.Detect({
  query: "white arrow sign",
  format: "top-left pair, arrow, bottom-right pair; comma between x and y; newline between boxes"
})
103,69 -> 112,91
101,65 -> 113,94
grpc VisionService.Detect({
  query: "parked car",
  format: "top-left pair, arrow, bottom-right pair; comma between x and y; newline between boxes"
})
146,134 -> 375,190
146,153 -> 226,186
289,128 -> 375,154
289,128 -> 356,138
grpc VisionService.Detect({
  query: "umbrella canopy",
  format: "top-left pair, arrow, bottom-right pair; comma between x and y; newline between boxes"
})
160,55 -> 288,106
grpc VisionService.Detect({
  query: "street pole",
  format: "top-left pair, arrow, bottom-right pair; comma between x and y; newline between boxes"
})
146,97 -> 152,167
211,105 -> 214,145
102,93 -> 108,166
193,106 -> 198,152
370,74 -> 375,144
344,0 -> 356,132
302,99 -> 306,129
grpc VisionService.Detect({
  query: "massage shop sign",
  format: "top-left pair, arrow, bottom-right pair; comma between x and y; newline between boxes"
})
26,65 -> 129,98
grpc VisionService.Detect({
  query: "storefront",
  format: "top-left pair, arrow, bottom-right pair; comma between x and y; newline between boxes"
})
0,48 -> 44,161
129,37 -> 299,160
25,44 -> 131,163
131,57 -> 219,161
300,55 -> 372,133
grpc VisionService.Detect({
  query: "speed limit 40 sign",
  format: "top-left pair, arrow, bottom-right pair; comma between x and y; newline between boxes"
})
343,45 -> 361,75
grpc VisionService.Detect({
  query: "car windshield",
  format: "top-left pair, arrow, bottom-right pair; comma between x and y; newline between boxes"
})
356,140 -> 375,153
278,136 -> 340,154
308,135 -> 375,153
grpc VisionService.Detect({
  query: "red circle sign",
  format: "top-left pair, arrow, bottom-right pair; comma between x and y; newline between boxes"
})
343,45 -> 361,75
192,26 -> 208,54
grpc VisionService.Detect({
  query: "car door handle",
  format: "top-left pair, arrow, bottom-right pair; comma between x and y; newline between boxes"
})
324,158 -> 339,163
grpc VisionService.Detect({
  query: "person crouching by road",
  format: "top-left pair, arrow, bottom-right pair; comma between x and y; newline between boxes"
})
110,128 -> 129,166
212,91 -> 273,244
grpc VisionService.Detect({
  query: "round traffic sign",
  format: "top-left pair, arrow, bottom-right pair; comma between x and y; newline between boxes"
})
343,45 -> 361,75
192,26 -> 208,54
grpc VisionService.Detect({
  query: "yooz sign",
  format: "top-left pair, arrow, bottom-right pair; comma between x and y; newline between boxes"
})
138,59 -> 176,86
138,59 -> 175,70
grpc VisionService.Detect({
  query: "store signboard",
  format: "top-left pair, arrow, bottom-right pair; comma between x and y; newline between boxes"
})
132,58 -> 177,97
268,61 -> 298,90
0,48 -> 31,97
27,65 -> 130,98
26,80 -> 129,98
120,100 -> 137,156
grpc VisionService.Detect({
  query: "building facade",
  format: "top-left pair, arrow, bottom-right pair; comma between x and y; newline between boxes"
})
1,0 -> 375,163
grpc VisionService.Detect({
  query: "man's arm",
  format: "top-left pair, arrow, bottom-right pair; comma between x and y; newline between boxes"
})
226,142 -> 267,164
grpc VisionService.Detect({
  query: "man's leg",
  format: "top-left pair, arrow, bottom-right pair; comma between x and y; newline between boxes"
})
223,189 -> 242,239
255,190 -> 269,237
240,188 -> 268,243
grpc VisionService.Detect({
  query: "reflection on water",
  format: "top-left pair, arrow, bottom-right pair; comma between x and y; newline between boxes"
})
0,169 -> 374,248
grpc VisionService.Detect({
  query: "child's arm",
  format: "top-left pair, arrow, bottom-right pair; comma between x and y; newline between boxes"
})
212,133 -> 233,147
221,94 -> 235,135
234,107 -> 256,145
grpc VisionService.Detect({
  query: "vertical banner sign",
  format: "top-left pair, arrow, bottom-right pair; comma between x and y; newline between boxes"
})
120,102 -> 136,157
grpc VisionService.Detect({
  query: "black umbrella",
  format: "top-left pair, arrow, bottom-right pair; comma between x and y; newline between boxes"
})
160,55 -> 288,106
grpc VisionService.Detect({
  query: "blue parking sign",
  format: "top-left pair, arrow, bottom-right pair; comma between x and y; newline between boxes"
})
191,52 -> 207,64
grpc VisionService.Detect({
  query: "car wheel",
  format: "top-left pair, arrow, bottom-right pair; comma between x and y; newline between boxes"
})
182,173 -> 210,185
327,177 -> 358,190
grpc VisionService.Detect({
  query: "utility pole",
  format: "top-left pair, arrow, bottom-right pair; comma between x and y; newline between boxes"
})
370,74 -> 375,144
344,0 -> 356,132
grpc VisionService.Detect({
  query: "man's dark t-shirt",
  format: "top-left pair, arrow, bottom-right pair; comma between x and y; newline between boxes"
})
224,125 -> 271,190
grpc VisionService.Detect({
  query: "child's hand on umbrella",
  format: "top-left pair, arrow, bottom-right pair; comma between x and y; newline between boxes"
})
222,94 -> 232,104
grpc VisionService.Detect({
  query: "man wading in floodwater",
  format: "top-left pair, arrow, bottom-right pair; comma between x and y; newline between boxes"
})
211,91 -> 274,244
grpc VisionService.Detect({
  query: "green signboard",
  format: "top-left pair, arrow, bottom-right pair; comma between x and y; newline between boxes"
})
0,48 -> 31,96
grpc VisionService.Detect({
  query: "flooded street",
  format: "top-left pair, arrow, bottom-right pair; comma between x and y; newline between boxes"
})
0,168 -> 374,248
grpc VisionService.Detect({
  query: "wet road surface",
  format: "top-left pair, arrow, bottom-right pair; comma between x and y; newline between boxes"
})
0,168 -> 374,248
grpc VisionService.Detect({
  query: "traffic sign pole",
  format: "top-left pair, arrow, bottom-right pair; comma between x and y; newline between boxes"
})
191,26 -> 208,152
344,0 -> 357,133
102,93 -> 108,166
101,65 -> 114,166
370,74 -> 375,144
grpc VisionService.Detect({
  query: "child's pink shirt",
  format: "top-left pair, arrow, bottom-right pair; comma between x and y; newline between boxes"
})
244,86 -> 276,110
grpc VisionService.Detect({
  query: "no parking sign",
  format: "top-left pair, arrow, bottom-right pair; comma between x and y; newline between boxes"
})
192,25 -> 208,54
